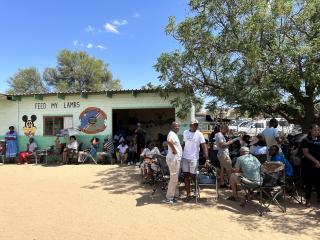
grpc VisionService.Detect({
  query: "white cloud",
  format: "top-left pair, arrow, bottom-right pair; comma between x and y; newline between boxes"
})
87,43 -> 93,49
104,23 -> 119,34
96,45 -> 106,50
133,12 -> 140,18
73,40 -> 78,46
85,25 -> 95,33
112,19 -> 128,26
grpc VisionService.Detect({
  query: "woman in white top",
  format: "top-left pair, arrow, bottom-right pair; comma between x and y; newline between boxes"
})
140,141 -> 160,181
62,136 -> 79,164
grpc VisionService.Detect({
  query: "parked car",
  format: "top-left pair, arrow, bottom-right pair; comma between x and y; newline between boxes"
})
229,119 -> 252,132
238,121 -> 266,136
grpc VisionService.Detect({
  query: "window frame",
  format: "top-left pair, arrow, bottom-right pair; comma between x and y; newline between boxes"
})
43,115 -> 73,136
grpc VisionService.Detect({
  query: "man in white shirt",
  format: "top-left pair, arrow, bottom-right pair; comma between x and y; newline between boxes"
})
260,118 -> 282,159
165,122 -> 182,203
182,120 -> 209,201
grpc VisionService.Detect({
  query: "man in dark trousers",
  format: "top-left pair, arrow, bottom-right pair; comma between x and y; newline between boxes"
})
135,122 -> 146,157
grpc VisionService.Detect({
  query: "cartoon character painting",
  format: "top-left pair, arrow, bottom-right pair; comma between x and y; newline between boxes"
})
22,115 -> 37,136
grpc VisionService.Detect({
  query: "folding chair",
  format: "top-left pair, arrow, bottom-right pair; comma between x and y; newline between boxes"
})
26,151 -> 39,164
195,165 -> 219,203
239,177 -> 261,208
258,161 -> 286,216
80,147 -> 97,164
151,154 -> 170,196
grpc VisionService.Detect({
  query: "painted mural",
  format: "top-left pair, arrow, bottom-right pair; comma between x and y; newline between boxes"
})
79,107 -> 107,134
22,115 -> 37,136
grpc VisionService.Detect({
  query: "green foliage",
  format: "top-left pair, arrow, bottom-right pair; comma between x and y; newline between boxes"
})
6,67 -> 48,94
155,0 -> 320,130
43,49 -> 121,91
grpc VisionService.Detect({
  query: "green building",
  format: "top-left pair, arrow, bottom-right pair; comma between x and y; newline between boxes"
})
0,90 -> 194,151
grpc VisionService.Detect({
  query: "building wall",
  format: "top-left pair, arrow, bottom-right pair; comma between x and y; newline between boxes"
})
0,92 -> 192,151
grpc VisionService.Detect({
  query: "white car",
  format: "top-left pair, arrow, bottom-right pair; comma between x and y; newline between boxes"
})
229,120 -> 252,132
238,121 -> 266,136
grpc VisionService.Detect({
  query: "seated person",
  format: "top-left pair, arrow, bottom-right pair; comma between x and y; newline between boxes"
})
18,137 -> 38,164
250,134 -> 267,156
140,140 -> 160,180
160,141 -> 168,156
78,137 -> 99,163
127,140 -> 137,165
97,136 -> 114,164
268,145 -> 293,177
116,140 -> 129,164
228,147 -> 261,201
62,136 -> 79,164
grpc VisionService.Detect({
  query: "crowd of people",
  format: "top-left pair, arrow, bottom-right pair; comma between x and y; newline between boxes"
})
142,119 -> 320,208
1,119 -> 319,208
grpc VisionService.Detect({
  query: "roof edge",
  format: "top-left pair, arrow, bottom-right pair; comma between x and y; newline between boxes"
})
4,88 -> 182,97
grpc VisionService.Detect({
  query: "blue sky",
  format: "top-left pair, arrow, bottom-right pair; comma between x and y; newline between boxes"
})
0,0 -> 189,92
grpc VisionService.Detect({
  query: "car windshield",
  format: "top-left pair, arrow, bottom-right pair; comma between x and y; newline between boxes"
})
240,121 -> 252,127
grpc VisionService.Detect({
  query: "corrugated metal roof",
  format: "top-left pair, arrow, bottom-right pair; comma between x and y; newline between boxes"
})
3,88 -> 178,97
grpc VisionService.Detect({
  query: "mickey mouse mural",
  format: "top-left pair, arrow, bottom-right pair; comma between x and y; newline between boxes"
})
79,107 -> 107,134
22,115 -> 37,136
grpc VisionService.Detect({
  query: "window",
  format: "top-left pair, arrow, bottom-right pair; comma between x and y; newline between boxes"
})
43,116 -> 73,136
255,123 -> 265,128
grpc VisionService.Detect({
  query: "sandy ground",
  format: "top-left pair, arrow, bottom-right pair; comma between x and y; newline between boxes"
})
0,164 -> 319,240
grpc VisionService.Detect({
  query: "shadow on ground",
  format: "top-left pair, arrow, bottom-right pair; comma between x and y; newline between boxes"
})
83,165 -> 320,236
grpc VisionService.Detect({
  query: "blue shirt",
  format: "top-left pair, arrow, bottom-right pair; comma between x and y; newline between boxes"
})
271,154 -> 293,176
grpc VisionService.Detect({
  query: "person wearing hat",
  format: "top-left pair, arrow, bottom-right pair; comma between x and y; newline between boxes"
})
182,119 -> 209,201
227,146 -> 261,201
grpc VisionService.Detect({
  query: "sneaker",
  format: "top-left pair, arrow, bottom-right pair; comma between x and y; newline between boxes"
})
165,199 -> 175,204
127,162 -> 131,166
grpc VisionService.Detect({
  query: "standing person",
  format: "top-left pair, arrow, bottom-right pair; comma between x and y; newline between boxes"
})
215,125 -> 237,188
260,118 -> 282,157
18,137 -> 37,164
5,126 -> 18,162
165,122 -> 182,204
182,120 -> 209,201
135,122 -> 146,157
301,124 -> 320,208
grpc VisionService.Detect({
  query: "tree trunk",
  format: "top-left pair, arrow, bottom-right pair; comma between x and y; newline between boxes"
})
300,98 -> 317,133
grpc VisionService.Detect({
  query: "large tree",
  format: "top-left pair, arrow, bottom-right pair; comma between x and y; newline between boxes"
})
43,49 -> 121,92
6,67 -> 48,94
155,0 -> 320,131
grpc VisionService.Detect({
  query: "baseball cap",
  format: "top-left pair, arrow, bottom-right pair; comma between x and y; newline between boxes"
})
190,119 -> 199,125
240,146 -> 250,153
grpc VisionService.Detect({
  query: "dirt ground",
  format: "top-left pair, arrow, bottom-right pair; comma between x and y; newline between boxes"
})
0,164 -> 319,240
